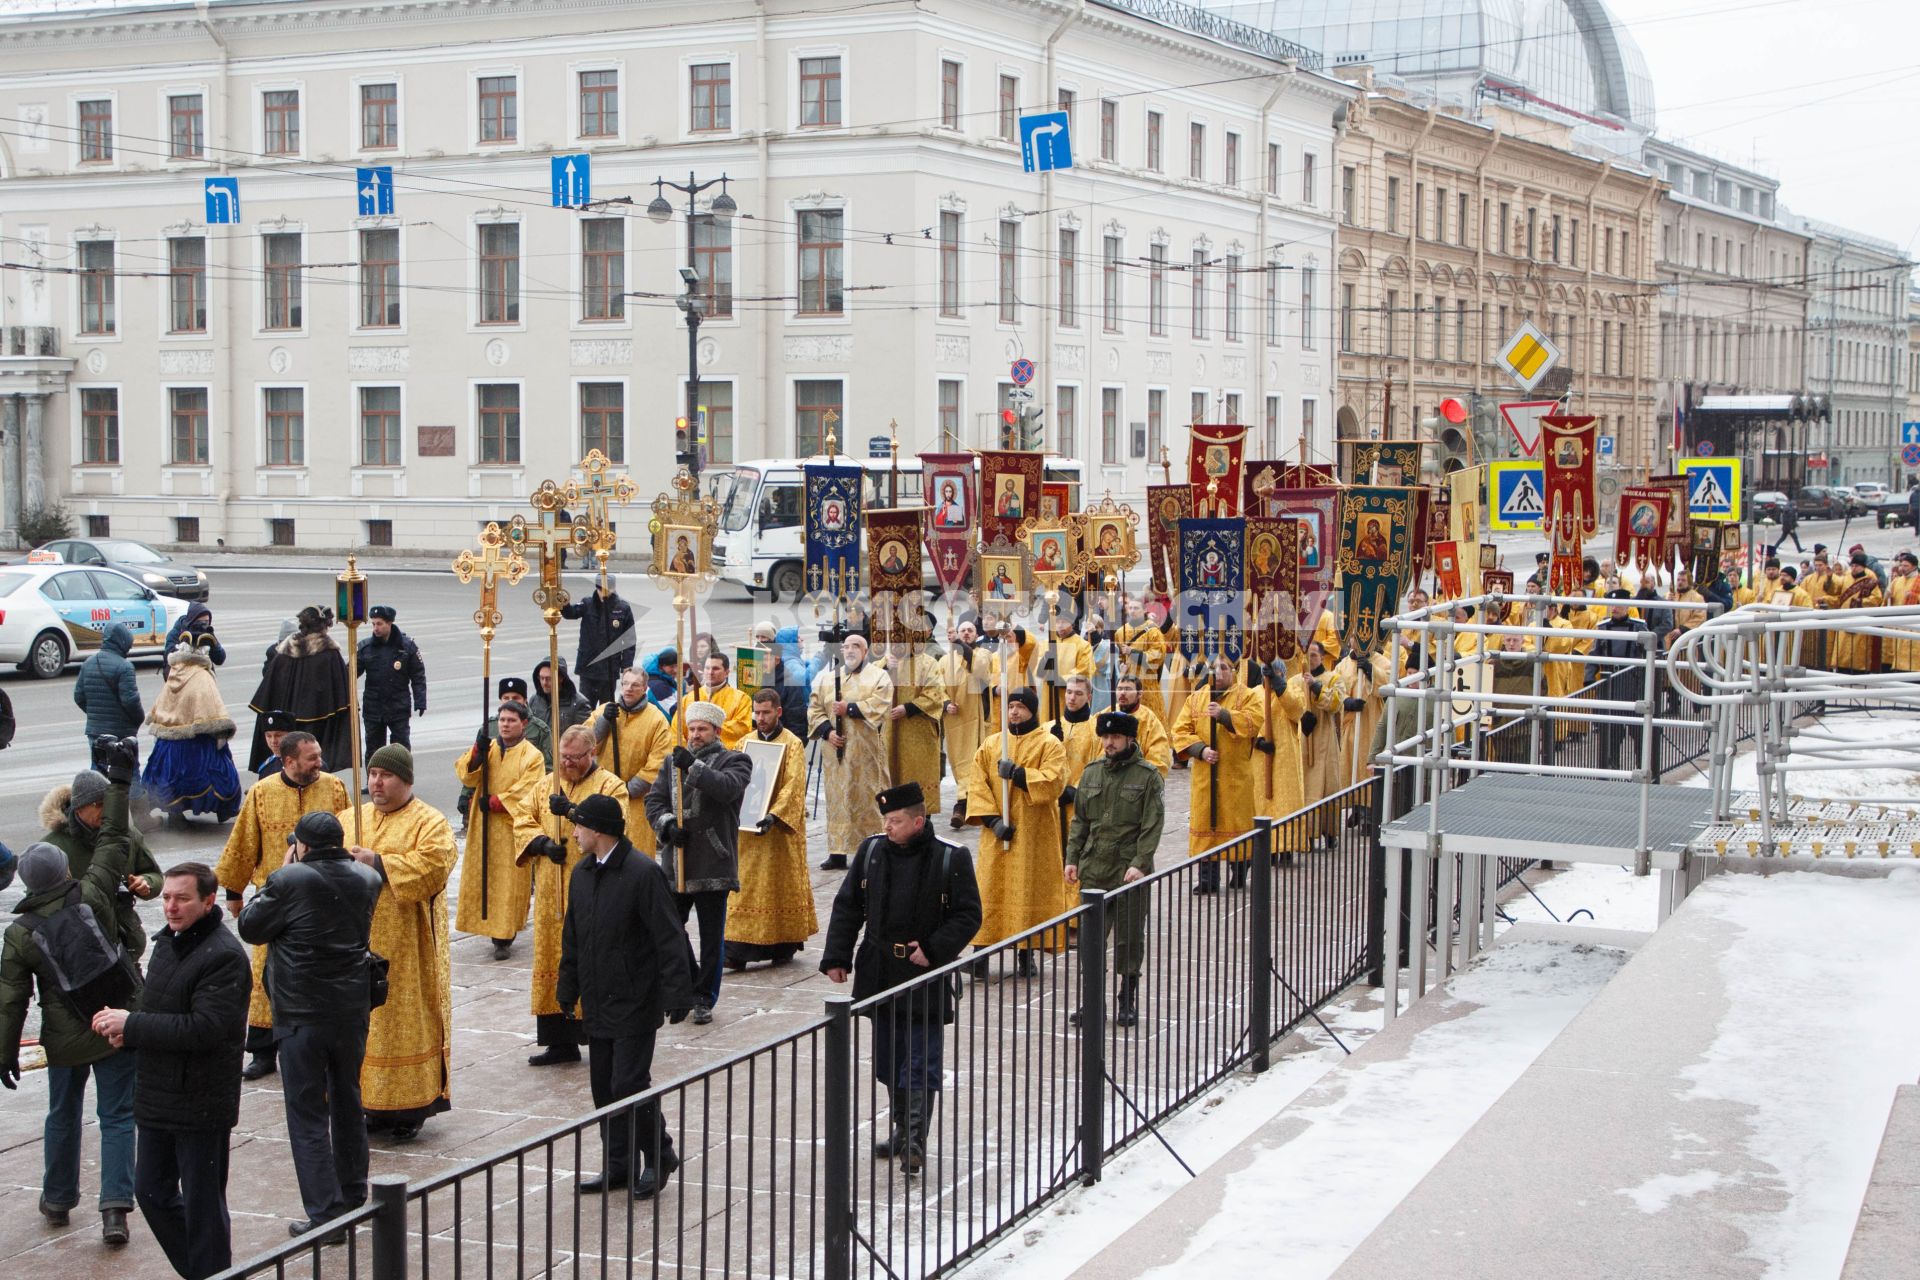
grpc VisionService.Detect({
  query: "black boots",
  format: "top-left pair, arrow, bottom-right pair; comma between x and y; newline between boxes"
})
873,1086 -> 907,1158
901,1090 -> 936,1175
949,799 -> 967,830
1015,949 -> 1038,979
820,854 -> 848,871
1115,976 -> 1140,1028
1227,862 -> 1249,890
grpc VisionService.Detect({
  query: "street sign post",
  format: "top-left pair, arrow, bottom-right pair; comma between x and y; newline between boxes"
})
1498,400 -> 1557,459
1681,456 -> 1741,522
1019,112 -> 1073,173
1598,435 -> 1615,461
550,153 -> 591,208
1497,322 -> 1561,394
203,177 -> 240,225
1489,460 -> 1545,531
356,166 -> 394,216
1006,387 -> 1036,408
1902,422 -> 1920,446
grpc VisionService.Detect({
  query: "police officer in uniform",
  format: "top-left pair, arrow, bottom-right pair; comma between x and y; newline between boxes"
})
357,605 -> 427,768
1064,711 -> 1164,1028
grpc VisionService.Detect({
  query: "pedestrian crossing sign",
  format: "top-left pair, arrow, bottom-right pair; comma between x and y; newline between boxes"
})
1680,456 -> 1741,522
1489,460 -> 1545,531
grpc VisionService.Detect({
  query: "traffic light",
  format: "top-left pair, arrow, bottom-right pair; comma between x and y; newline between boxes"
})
1435,398 -> 1471,474
1020,409 -> 1045,451
1001,407 -> 1018,449
675,416 -> 695,468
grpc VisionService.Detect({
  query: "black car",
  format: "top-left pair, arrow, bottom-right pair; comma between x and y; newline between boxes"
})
1793,487 -> 1852,520
37,538 -> 210,602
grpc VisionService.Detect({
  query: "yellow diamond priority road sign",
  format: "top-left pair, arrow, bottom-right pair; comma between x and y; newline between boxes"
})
1498,321 -> 1561,394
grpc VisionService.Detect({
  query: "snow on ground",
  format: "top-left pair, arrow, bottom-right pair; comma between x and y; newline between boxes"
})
1682,703 -> 1920,803
1501,859 -> 1663,934
1676,869 -> 1920,1278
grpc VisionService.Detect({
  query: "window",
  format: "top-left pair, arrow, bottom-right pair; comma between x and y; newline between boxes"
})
579,69 -> 618,138
1387,177 -> 1400,233
79,98 -> 111,161
1570,217 -> 1580,267
366,519 -> 393,548
1341,165 -> 1356,224
478,75 -> 517,143
263,387 -> 304,466
359,386 -> 401,466
1300,267 -> 1316,350
1385,289 -> 1399,356
1055,384 -> 1076,456
1340,282 -> 1355,350
938,379 -> 962,450
1265,263 -> 1280,346
1435,188 -> 1447,242
267,518 -> 295,547
1225,132 -> 1240,187
1102,235 -> 1122,332
1526,207 -> 1537,258
798,210 -> 844,315
1266,142 -> 1279,196
1301,153 -> 1315,204
997,219 -> 1019,323
692,215 -> 732,318
1454,299 -> 1466,362
1551,214 -> 1563,263
579,382 -> 624,462
1057,88 -> 1075,127
1190,250 -> 1209,339
478,223 -> 519,324
262,89 -> 300,155
1300,398 -> 1316,453
1415,184 -> 1424,238
940,60 -> 960,129
78,240 -> 114,335
1458,193 -> 1470,246
168,237 -> 205,334
477,383 -> 520,463
1264,395 -> 1280,455
1191,391 -> 1207,427
799,57 -> 841,128
1100,99 -> 1116,161
939,211 -> 962,317
795,379 -> 842,455
1058,228 -> 1078,327
360,82 -> 397,149
174,517 -> 200,544
703,381 -> 735,464
1101,387 -> 1121,464
691,63 -> 732,132
81,388 -> 119,464
1146,111 -> 1163,172
359,229 -> 400,328
1147,389 -> 1164,460
998,75 -> 1017,141
168,94 -> 203,159
573,219 -> 624,322
263,232 -> 302,329
1224,252 -> 1241,341
1499,202 -> 1510,254
1188,122 -> 1205,180
1224,392 -> 1241,425
1149,243 -> 1167,336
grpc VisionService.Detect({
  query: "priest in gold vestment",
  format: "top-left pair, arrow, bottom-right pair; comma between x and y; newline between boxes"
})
941,618 -> 999,828
808,633 -> 893,871
592,666 -> 674,854
725,689 -> 816,967
453,700 -> 546,958
883,642 -> 946,809
1172,654 -> 1265,891
965,687 -> 1068,975
673,652 -> 754,750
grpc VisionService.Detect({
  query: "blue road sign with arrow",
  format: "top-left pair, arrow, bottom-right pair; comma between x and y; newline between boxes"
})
356,166 -> 394,216
1902,421 -> 1920,446
1019,112 -> 1072,174
203,177 -> 240,225
551,153 -> 591,208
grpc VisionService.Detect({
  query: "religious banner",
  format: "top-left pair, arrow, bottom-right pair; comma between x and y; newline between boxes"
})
1432,540 -> 1464,600
1039,481 -> 1073,522
1277,486 -> 1339,637
802,461 -> 863,601
1278,463 -> 1337,488
1246,515 -> 1302,664
1337,486 -> 1416,660
735,646 -> 769,696
1615,485 -> 1672,571
1176,518 -> 1247,664
1686,520 -> 1731,583
920,451 -> 975,597
867,506 -> 927,645
1351,439 -> 1423,486
1244,460 -> 1288,517
1409,485 -> 1436,582
1146,483 -> 1194,597
1644,474 -> 1690,570
1187,424 -> 1249,516
979,450 -> 1043,549
1541,414 -> 1598,593
1449,467 -> 1485,597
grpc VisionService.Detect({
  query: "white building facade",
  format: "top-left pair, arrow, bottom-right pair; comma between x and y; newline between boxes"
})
0,0 -> 1351,552
1798,218 -> 1909,487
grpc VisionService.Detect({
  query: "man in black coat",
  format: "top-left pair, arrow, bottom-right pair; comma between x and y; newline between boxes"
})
93,861 -> 250,1279
356,605 -> 427,766
556,794 -> 694,1200
562,586 -> 636,709
821,781 -> 982,1174
644,701 -> 753,1025
1587,589 -> 1655,774
236,812 -> 382,1239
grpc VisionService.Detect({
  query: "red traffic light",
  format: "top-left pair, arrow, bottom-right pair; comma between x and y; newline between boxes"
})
1438,398 -> 1468,425
1001,408 -> 1018,425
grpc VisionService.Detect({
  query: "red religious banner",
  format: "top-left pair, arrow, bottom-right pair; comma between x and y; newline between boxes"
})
1615,486 -> 1671,571
919,451 -> 975,597
866,507 -> 928,644
1432,540 -> 1464,599
1187,423 -> 1248,516
1644,474 -> 1689,570
978,450 -> 1043,550
1039,481 -> 1073,522
1146,484 -> 1194,597
1246,515 -> 1302,663
1243,460 -> 1288,516
1542,414 -> 1598,593
1277,486 -> 1339,638
1278,463 -> 1338,488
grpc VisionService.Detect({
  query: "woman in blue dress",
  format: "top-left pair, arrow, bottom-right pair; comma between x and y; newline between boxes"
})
142,633 -> 242,822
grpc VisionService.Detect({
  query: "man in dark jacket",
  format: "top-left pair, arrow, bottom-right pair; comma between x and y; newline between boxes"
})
533,657 -> 594,750
236,812 -> 382,1239
75,622 -> 144,743
561,586 -> 636,709
1587,589 -> 1654,774
556,794 -> 694,1200
1,739 -> 144,1245
752,623 -> 810,737
93,861 -> 250,1279
39,769 -> 164,961
356,605 -> 427,766
1064,712 -> 1164,1029
163,602 -> 226,667
821,781 -> 982,1173
644,700 -> 753,1024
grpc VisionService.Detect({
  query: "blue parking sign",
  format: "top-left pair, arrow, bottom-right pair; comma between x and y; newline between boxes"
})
1019,112 -> 1073,174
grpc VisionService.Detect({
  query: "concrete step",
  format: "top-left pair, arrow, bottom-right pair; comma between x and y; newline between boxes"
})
1840,1083 -> 1920,1280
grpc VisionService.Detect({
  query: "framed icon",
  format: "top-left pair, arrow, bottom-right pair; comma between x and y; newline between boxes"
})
978,553 -> 1024,607
656,524 -> 706,579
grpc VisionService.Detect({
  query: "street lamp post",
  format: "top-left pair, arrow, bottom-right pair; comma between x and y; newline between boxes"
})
648,173 -> 737,475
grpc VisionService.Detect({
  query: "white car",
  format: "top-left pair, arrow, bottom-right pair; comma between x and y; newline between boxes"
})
0,562 -> 187,679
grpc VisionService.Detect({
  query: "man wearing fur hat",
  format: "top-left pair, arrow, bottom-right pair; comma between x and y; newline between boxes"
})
245,606 -> 351,773
1064,712 -> 1164,1028
38,767 -> 164,963
356,605 -> 427,770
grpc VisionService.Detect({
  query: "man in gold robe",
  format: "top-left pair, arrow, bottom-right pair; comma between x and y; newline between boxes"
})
1113,598 -> 1169,727
1113,675 -> 1173,775
1734,558 -> 1812,609
1333,646 -> 1394,790
1293,641 -> 1348,845
215,729 -> 349,1081
453,700 -> 546,958
724,689 -> 815,968
341,744 -> 458,1140
1035,613 -> 1094,724
1172,653 -> 1264,891
1828,553 -> 1887,673
592,665 -> 674,855
883,641 -> 946,809
674,652 -> 753,750
965,687 -> 1067,976
809,633 -> 894,871
520,725 -> 627,1066
941,618 -> 999,829
1251,657 -> 1307,834
1049,675 -> 1100,913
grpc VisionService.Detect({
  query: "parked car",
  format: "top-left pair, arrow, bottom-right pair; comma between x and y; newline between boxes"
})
1876,489 -> 1915,529
1852,482 -> 1889,508
1794,487 -> 1853,520
0,563 -> 188,679
1750,491 -> 1790,525
28,538 -> 209,602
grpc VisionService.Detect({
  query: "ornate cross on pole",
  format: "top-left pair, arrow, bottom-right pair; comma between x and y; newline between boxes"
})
571,449 -> 638,592
509,480 -> 592,731
450,522 -> 529,919
822,408 -> 840,459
